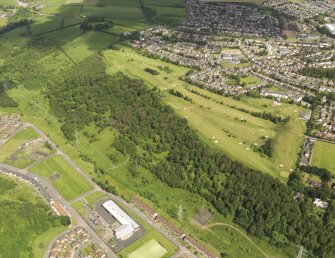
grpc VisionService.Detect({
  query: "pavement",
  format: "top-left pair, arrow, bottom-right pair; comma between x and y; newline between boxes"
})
0,123 -> 198,258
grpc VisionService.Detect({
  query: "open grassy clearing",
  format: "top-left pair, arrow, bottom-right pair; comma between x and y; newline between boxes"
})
0,126 -> 39,163
103,45 -> 306,179
311,140 -> 335,175
39,47 -> 74,74
29,155 -> 92,200
118,229 -> 178,258
76,123 -> 129,171
62,31 -> 117,62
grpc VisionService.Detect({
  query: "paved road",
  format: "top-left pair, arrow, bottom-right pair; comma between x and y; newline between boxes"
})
10,123 -> 197,257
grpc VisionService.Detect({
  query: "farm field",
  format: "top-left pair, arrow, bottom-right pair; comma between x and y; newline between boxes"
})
40,5 -> 82,17
103,45 -> 306,179
61,31 -> 118,62
97,0 -> 141,7
0,174 -> 67,258
311,140 -> 335,175
29,155 -> 92,200
0,126 -> 40,163
81,6 -> 145,19
31,16 -> 63,35
0,0 -> 16,7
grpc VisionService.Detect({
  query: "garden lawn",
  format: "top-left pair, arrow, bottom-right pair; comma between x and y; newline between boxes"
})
29,155 -> 92,200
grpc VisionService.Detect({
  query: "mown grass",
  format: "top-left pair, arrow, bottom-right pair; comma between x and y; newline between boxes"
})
29,155 -> 92,200
311,140 -> 335,175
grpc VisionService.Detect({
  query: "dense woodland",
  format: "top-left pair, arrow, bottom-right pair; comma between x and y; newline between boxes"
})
46,55 -> 335,257
0,176 -> 69,257
300,67 -> 335,80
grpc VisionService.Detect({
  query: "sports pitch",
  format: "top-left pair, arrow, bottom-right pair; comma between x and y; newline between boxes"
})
311,140 -> 335,175
128,239 -> 167,258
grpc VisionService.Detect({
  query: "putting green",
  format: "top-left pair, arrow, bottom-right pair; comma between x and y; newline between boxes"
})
128,239 -> 167,258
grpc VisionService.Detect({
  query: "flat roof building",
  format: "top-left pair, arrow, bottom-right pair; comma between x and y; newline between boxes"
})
102,200 -> 139,240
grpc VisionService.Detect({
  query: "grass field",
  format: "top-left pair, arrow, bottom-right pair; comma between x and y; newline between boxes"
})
0,127 -> 39,163
119,230 -> 177,258
311,141 -> 335,175
103,45 -> 306,179
29,155 -> 92,200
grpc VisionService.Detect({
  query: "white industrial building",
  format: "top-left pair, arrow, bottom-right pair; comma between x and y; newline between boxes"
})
325,24 -> 335,35
102,200 -> 139,240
